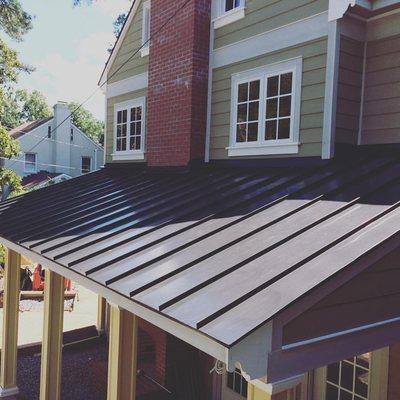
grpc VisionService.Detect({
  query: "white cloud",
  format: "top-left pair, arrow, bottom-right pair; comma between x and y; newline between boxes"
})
20,31 -> 115,120
94,0 -> 132,18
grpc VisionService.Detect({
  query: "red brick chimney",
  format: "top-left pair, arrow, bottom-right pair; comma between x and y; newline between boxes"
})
146,0 -> 212,167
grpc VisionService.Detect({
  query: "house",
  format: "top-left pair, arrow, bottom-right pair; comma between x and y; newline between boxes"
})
4,102 -> 104,183
0,1 -> 400,400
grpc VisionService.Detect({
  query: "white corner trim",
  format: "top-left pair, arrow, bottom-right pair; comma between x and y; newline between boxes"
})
112,151 -> 145,161
322,20 -> 340,160
140,46 -> 150,57
328,0 -> 357,21
213,6 -> 245,29
99,0 -> 142,86
212,11 -> 328,69
227,143 -> 300,157
106,72 -> 148,99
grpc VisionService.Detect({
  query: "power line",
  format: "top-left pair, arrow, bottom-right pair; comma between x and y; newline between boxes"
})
8,0 -> 192,168
0,156 -> 78,171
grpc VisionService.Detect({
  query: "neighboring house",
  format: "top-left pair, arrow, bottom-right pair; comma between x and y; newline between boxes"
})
1,2 -> 400,400
4,102 -> 104,183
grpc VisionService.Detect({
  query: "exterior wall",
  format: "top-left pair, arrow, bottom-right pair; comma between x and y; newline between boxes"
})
107,0 -> 149,84
282,248 -> 400,346
210,38 -> 328,160
361,12 -> 400,144
146,0 -> 211,167
105,88 -> 147,163
213,0 -> 329,50
335,35 -> 364,145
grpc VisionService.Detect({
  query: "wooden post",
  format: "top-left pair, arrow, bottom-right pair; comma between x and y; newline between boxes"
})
0,249 -> 21,398
40,270 -> 64,400
96,295 -> 107,334
107,305 -> 138,400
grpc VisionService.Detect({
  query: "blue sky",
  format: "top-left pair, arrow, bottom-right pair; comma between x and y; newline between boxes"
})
5,0 -> 132,119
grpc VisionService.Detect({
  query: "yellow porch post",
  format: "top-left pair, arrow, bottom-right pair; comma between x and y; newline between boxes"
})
0,249 -> 21,398
107,305 -> 138,400
96,295 -> 107,334
40,270 -> 64,400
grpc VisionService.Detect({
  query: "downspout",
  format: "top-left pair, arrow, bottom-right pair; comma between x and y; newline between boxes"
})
204,10 -> 215,163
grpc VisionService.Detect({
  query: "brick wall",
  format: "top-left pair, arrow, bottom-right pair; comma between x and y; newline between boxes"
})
146,0 -> 211,167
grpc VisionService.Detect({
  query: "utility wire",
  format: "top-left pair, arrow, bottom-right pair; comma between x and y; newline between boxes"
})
0,156 -> 78,171
8,0 -> 192,168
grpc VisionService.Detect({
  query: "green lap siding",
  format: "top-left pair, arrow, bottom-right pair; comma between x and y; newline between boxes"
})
362,13 -> 400,145
214,0 -> 329,50
105,89 -> 148,163
210,38 -> 328,160
107,0 -> 148,84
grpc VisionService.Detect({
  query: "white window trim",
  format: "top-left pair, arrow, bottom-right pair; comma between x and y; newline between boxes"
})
213,0 -> 245,29
227,57 -> 302,157
24,152 -> 37,173
141,0 -> 151,58
113,97 -> 146,161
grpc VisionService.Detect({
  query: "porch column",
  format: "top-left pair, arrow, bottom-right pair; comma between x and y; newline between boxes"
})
40,270 -> 64,400
0,249 -> 21,397
96,295 -> 107,334
107,305 -> 138,400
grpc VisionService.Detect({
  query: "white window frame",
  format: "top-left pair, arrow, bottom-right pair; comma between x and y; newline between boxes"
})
213,0 -> 245,29
81,156 -> 92,174
112,97 -> 146,161
24,152 -> 37,173
141,0 -> 151,57
227,57 -> 302,157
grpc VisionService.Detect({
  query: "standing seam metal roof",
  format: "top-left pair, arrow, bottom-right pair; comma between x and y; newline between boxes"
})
0,153 -> 399,347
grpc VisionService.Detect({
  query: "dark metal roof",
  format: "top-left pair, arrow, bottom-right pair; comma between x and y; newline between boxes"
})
0,153 -> 399,347
9,117 -> 53,139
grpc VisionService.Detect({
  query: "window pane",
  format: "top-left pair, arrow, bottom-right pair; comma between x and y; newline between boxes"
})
326,384 -> 338,400
248,102 -> 259,121
339,390 -> 352,400
341,362 -> 354,392
241,378 -> 248,397
236,124 -> 247,142
238,83 -> 248,103
122,124 -> 127,137
117,111 -> 122,124
237,104 -> 247,123
136,122 -> 142,136
130,122 -> 136,136
279,96 -> 292,117
227,372 -> 233,389
136,136 -> 141,150
280,73 -> 293,95
136,107 -> 142,120
225,0 -> 240,11
327,363 -> 340,384
265,120 -> 277,140
249,80 -> 260,101
278,119 -> 290,139
234,374 -> 241,393
266,98 -> 278,119
356,354 -> 370,369
355,367 -> 368,398
122,109 -> 127,123
248,122 -> 258,142
267,75 -> 279,97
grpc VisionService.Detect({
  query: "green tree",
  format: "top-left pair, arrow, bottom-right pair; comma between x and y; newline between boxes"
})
0,125 -> 22,200
0,0 -> 32,41
68,102 -> 104,145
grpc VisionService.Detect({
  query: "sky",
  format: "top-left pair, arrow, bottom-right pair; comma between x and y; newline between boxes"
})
4,0 -> 132,120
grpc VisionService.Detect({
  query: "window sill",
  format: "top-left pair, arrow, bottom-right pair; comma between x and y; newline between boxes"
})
112,151 -> 145,161
227,142 -> 299,157
213,7 -> 245,29
140,46 -> 149,57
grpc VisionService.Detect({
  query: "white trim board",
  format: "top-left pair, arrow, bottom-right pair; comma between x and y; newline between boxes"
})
106,73 -> 148,99
212,11 -> 329,69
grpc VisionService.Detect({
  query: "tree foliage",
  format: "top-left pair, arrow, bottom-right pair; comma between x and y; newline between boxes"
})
68,102 -> 104,145
0,0 -> 32,41
0,89 -> 52,130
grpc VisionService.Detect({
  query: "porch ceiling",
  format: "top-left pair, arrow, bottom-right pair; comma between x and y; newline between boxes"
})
0,152 -> 399,351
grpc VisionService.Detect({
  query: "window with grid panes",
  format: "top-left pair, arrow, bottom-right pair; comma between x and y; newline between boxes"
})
326,353 -> 370,400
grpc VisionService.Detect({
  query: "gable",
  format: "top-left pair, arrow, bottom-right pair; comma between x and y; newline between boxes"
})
100,0 -> 149,86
